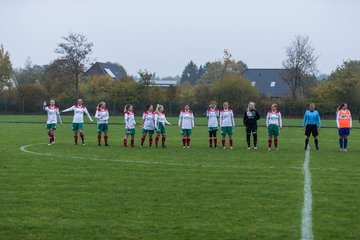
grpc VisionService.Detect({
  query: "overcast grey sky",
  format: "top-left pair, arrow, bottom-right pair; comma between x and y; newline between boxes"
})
1,0 -> 359,77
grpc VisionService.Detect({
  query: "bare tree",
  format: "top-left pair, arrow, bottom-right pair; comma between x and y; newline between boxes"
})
282,35 -> 318,98
55,33 -> 93,98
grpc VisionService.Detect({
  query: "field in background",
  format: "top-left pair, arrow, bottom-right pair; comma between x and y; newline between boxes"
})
0,115 -> 359,239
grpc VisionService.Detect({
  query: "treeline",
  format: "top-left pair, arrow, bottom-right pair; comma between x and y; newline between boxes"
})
1,33 -> 360,118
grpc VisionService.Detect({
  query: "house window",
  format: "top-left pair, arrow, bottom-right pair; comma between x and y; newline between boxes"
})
251,81 -> 256,87
104,68 -> 116,78
270,81 -> 276,87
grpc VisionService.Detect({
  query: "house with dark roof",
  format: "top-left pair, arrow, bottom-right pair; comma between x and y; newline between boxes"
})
240,69 -> 291,98
85,62 -> 126,80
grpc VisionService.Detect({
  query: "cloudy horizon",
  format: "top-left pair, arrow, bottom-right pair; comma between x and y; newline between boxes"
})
1,0 -> 359,77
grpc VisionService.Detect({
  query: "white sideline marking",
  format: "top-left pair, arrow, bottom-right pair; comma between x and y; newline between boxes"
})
301,147 -> 313,240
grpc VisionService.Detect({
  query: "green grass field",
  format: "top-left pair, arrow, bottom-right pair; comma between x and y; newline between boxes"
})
0,115 -> 359,240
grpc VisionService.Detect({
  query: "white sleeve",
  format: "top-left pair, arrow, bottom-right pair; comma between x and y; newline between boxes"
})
178,112 -> 182,127
266,112 -> 269,127
219,112 -> 222,127
279,112 -> 282,128
154,114 -> 159,129
124,114 -> 129,129
95,110 -> 100,119
44,106 -> 49,112
336,112 -> 340,128
192,113 -> 195,127
62,106 -> 74,113
56,109 -> 62,125
103,110 -> 109,121
206,110 -> 209,118
231,111 -> 235,127
164,116 -> 171,125
350,112 -> 352,128
84,108 -> 93,121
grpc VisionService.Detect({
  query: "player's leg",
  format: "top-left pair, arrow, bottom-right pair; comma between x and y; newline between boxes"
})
124,133 -> 128,147
213,130 -> 218,148
221,127 -> 226,149
246,126 -> 251,149
155,132 -> 160,147
149,132 -> 153,146
186,133 -> 191,148
209,130 -> 213,148
79,129 -> 85,145
343,128 -> 349,151
252,125 -> 258,149
274,125 -> 279,150
229,134 -> 233,149
181,129 -> 186,148
313,127 -> 319,150
304,125 -> 310,150
74,130 -> 79,145
131,130 -> 135,147
162,133 -> 166,147
97,131 -> 102,146
104,127 -> 109,146
140,130 -> 147,147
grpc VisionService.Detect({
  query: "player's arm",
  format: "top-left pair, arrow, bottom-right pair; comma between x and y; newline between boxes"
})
43,101 -> 48,111
317,112 -> 321,129
124,113 -> 129,129
103,110 -> 109,121
231,111 -> 235,128
266,112 -> 270,128
178,112 -> 182,128
56,109 -> 63,126
164,115 -> 171,125
84,108 -> 93,122
191,113 -> 195,128
336,111 -> 340,129
302,111 -> 307,128
279,112 -> 283,128
95,110 -> 100,120
349,112 -> 352,128
243,111 -> 247,126
256,110 -> 260,120
61,105 -> 74,113
154,114 -> 159,130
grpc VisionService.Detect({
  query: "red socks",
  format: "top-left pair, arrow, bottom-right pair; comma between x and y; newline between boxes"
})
141,136 -> 145,146
222,138 -> 225,147
209,138 -> 213,146
186,137 -> 190,146
268,139 -> 272,147
97,133 -> 101,144
124,137 -> 128,147
162,136 -> 166,146
229,138 -> 233,147
80,132 -> 84,143
130,139 -> 134,147
274,138 -> 278,148
214,137 -> 217,147
149,137 -> 153,146
155,136 -> 159,146
104,135 -> 108,145
74,134 -> 78,144
182,137 -> 186,146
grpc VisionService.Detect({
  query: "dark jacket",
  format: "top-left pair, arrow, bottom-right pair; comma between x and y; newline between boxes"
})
243,109 -> 260,126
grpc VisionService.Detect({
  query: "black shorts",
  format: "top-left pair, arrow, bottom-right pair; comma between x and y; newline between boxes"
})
305,124 -> 319,137
246,125 -> 257,134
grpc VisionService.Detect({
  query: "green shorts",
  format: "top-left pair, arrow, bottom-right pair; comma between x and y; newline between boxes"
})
181,129 -> 192,135
221,126 -> 233,136
268,124 -> 280,136
157,123 -> 166,133
72,122 -> 84,131
125,128 -> 135,135
208,127 -> 218,132
97,123 -> 108,133
46,123 -> 57,130
142,128 -> 154,134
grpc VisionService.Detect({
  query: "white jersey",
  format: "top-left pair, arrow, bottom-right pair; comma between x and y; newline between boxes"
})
220,108 -> 235,127
142,111 -> 155,130
62,105 -> 93,123
206,108 -> 219,128
266,110 -> 282,127
124,111 -> 136,129
95,108 -> 109,124
155,112 -> 170,127
44,106 -> 61,124
178,110 -> 194,129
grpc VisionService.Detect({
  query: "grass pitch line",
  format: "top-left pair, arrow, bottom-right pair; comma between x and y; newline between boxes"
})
301,147 -> 313,240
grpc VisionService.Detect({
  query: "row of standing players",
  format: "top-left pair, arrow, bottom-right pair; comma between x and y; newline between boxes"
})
43,99 -> 353,151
